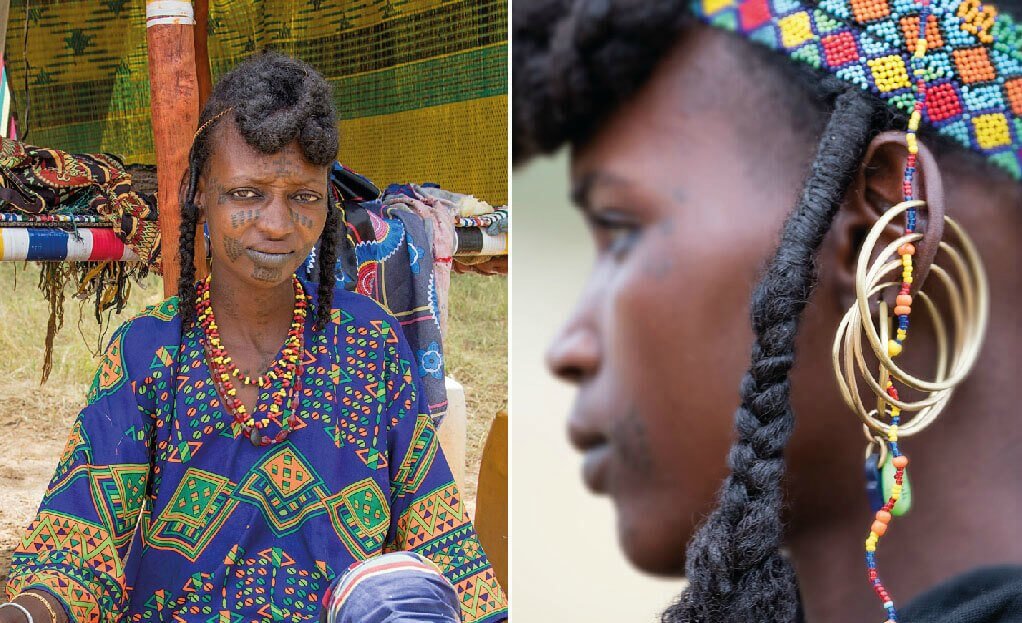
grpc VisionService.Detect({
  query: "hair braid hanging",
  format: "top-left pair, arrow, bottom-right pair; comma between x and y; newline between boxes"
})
314,195 -> 341,331
662,82 -> 880,623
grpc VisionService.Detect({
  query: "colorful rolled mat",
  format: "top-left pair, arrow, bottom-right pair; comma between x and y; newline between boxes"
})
0,227 -> 137,262
455,229 -> 508,256
0,214 -> 108,225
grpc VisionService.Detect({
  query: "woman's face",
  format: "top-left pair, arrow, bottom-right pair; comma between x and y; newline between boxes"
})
546,26 -> 865,574
197,121 -> 330,289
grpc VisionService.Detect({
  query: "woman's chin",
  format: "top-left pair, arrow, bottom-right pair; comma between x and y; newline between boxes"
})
616,507 -> 690,577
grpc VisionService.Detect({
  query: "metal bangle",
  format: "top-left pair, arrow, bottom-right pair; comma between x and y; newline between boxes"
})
0,602 -> 34,623
17,594 -> 57,623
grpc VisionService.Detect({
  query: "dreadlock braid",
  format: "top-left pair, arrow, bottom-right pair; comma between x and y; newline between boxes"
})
176,50 -> 340,332
661,81 -> 881,623
315,194 -> 341,330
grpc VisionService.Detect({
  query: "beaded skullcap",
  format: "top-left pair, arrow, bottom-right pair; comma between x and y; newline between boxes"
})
695,0 -> 1022,180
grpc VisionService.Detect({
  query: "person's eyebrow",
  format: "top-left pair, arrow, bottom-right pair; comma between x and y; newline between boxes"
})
570,170 -> 628,211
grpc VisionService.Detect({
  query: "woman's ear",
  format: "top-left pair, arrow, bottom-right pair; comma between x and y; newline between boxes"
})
831,130 -> 946,310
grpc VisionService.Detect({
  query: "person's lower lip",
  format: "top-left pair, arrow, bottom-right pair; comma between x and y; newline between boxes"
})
245,249 -> 294,267
581,444 -> 612,494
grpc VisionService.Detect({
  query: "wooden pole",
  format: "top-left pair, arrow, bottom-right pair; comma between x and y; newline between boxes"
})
146,0 -> 200,297
193,0 -> 212,109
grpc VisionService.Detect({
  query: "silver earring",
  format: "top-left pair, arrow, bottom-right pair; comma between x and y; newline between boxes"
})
203,222 -> 212,263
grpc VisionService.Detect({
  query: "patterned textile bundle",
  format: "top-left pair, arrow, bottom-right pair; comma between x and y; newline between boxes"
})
0,137 -> 159,381
319,552 -> 461,623
307,167 -> 452,425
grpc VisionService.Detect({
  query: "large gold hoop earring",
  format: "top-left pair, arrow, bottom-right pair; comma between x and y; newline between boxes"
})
833,199 -> 989,439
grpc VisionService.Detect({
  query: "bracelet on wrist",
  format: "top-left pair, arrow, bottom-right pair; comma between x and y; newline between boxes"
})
17,594 -> 57,623
0,601 -> 33,623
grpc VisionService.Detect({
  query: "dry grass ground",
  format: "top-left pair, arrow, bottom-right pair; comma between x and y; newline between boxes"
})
0,264 -> 506,585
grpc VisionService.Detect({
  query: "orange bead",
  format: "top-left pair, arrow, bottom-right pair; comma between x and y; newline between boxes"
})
898,243 -> 916,256
875,510 -> 892,523
896,294 -> 913,307
892,455 -> 909,468
894,305 -> 912,316
871,520 -> 889,536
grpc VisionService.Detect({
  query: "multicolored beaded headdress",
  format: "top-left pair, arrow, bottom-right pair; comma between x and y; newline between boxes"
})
695,0 -> 1022,180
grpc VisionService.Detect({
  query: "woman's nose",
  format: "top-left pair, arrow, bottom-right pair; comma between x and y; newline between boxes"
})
257,196 -> 295,239
545,306 -> 600,384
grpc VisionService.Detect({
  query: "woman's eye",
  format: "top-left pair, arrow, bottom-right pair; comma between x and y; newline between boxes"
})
589,213 -> 641,259
230,189 -> 259,199
294,193 -> 322,203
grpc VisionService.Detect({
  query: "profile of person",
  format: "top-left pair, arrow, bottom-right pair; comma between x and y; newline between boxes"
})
1,52 -> 507,623
514,0 -> 1021,622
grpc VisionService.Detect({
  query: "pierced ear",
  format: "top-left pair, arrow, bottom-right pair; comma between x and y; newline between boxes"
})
831,130 -> 946,310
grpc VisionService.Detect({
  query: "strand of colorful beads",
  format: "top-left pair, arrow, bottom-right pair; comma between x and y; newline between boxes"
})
196,276 -> 308,446
865,4 -> 930,620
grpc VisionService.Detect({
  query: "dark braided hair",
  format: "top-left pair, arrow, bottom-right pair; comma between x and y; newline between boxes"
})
513,1 -> 1019,621
662,82 -> 879,623
177,51 -> 340,331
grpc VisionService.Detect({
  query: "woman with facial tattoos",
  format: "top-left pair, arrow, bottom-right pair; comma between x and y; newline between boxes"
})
516,0 -> 1020,622
1,52 -> 507,623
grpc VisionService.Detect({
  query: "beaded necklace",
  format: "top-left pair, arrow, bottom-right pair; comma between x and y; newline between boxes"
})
196,276 -> 308,447
863,4 -> 931,619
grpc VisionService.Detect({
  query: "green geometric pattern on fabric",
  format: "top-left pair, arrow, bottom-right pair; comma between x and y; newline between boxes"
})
52,418 -> 91,485
231,442 -> 328,536
139,297 -> 179,322
226,547 -> 329,619
323,477 -> 390,560
148,468 -> 237,562
88,464 -> 148,547
392,413 -> 438,499
87,327 -> 128,405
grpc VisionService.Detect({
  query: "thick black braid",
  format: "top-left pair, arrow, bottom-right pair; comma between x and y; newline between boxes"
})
314,194 -> 341,330
661,81 -> 880,623
177,158 -> 202,328
176,50 -> 339,331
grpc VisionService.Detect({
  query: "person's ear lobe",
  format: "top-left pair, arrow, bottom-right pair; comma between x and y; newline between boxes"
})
831,130 -> 946,311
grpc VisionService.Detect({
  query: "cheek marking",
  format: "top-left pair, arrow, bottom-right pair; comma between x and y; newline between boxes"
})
230,209 -> 260,229
213,182 -> 229,205
613,405 -> 655,477
252,266 -> 283,282
223,235 -> 244,262
650,217 -> 678,278
289,207 -> 315,229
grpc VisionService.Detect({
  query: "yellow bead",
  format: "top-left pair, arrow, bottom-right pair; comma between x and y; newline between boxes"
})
905,276 -> 913,284
907,134 -> 918,154
891,484 -> 903,495
909,111 -> 922,132
888,340 -> 903,357
915,38 -> 928,57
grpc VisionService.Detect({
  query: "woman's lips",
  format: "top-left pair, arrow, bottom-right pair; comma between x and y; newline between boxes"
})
581,444 -> 612,494
245,248 -> 295,268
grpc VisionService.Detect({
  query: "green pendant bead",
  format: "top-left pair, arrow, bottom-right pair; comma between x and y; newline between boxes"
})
881,453 -> 912,516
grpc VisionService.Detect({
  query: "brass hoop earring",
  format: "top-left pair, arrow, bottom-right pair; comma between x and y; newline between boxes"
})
833,199 -> 989,439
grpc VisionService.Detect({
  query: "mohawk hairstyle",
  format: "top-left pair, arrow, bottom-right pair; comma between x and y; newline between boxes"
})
177,50 -> 341,332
